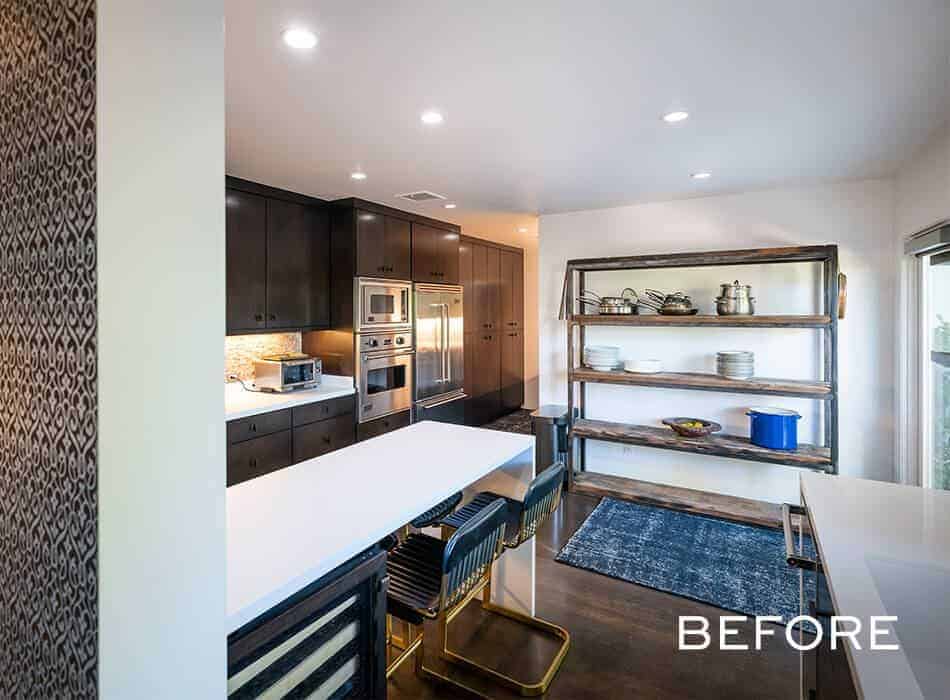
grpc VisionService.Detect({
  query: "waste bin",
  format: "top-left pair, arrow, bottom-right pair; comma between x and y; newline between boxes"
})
530,405 -> 571,475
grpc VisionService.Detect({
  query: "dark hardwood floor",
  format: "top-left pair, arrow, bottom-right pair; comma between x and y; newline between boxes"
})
388,492 -> 801,699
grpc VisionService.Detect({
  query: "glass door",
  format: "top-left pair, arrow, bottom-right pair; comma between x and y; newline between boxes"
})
922,249 -> 950,489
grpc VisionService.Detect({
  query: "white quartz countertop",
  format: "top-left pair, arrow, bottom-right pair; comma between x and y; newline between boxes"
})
226,421 -> 534,633
801,473 -> 950,700
225,375 -> 355,421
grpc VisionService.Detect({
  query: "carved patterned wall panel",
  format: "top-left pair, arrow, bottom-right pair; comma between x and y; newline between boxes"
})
0,1 -> 98,696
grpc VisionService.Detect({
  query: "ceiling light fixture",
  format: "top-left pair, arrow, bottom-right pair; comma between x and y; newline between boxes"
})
690,172 -> 712,180
282,27 -> 318,50
350,171 -> 367,181
420,110 -> 444,125
662,110 -> 689,123
518,227 -> 529,233
444,203 -> 457,209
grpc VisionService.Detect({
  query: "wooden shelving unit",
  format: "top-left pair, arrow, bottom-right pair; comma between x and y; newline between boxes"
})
561,244 -> 841,484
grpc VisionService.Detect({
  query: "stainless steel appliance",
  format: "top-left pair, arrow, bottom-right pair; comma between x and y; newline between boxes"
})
356,329 -> 414,423
253,354 -> 322,392
356,277 -> 412,332
413,284 -> 465,423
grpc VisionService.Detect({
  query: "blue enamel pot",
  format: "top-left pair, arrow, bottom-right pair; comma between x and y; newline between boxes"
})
746,407 -> 800,450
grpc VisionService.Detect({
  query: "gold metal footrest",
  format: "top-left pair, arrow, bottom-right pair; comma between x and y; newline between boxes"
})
442,596 -> 571,696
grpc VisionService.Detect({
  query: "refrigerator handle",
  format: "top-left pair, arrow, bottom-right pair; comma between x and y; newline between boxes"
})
441,303 -> 450,383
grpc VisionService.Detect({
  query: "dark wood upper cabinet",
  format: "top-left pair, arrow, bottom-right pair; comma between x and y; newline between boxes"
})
355,209 -> 411,280
473,242 -> 500,330
500,249 -> 524,329
412,224 -> 459,284
459,239 -> 474,325
226,180 -> 330,334
226,190 -> 268,332
266,199 -> 329,329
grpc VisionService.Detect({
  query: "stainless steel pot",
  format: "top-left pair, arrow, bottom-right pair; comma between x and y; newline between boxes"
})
715,280 -> 755,315
578,288 -> 639,315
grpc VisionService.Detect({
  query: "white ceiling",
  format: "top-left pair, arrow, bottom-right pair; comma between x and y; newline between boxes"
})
225,0 -> 950,218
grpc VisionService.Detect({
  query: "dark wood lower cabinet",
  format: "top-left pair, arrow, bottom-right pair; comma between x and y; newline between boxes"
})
356,409 -> 411,441
293,413 -> 356,462
227,430 -> 293,487
227,549 -> 387,699
227,395 -> 356,487
501,329 -> 524,413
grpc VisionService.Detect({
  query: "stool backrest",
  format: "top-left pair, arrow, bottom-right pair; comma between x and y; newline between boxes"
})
440,497 -> 507,609
512,463 -> 565,546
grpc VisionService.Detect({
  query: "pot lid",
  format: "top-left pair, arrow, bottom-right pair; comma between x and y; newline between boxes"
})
747,406 -> 801,417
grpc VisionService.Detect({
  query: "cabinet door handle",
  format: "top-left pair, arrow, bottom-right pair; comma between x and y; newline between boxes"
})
249,423 -> 257,433
249,458 -> 257,468
254,313 -> 264,322
322,435 -> 331,445
268,313 -> 277,321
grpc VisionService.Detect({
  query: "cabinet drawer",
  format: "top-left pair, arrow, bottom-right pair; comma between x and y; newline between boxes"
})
293,413 -> 356,462
292,394 -> 356,427
227,430 -> 293,487
227,409 -> 292,445
356,409 -> 411,442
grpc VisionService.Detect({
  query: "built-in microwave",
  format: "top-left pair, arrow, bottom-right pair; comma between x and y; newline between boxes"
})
356,278 -> 412,332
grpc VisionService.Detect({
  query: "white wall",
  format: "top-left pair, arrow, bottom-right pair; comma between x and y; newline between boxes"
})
897,122 -> 950,237
539,179 -> 897,503
97,2 -> 226,697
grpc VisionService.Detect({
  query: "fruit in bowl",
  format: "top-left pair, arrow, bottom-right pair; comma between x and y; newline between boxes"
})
661,417 -> 722,437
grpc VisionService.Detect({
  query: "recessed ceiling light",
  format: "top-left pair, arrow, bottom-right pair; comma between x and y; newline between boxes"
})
444,203 -> 457,209
282,27 -> 318,50
350,171 -> 367,181
662,111 -> 689,123
690,172 -> 712,180
420,110 -> 444,125
518,227 -> 529,233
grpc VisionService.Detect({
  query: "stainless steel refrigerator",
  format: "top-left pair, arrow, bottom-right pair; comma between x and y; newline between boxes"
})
412,283 -> 465,423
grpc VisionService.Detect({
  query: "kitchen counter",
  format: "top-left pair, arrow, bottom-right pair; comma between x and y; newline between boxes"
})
227,421 -> 535,633
801,473 -> 950,700
224,374 -> 355,420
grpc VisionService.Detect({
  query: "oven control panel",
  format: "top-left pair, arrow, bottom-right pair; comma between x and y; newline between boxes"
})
358,331 -> 414,353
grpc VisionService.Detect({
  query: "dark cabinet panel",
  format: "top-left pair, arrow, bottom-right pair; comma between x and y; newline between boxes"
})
355,209 -> 386,277
356,210 -> 411,280
227,430 -> 293,486
228,550 -> 387,700
227,409 -> 292,445
469,332 -> 501,424
500,249 -> 523,329
473,243 -> 500,331
293,394 -> 355,427
501,330 -> 525,412
385,216 -> 412,280
356,409 -> 411,441
266,199 -> 329,329
413,224 -> 459,284
459,240 -> 474,326
293,413 -> 356,462
226,190 -> 268,332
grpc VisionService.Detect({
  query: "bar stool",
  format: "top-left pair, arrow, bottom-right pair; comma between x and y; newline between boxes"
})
385,498 -> 508,698
437,463 -> 569,696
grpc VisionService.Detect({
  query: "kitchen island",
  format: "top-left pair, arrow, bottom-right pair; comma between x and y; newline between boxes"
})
801,473 -> 950,700
226,421 -> 535,698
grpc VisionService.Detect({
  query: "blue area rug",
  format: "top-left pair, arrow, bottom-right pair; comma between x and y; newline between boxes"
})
555,498 -> 814,624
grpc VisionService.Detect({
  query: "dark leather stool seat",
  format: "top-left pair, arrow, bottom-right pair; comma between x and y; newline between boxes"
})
441,492 -> 522,545
386,534 -> 445,624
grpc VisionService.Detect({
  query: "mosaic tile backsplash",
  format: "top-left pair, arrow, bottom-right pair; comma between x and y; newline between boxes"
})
225,332 -> 302,382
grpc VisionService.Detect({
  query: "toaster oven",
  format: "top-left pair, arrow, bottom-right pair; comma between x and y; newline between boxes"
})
253,354 -> 322,392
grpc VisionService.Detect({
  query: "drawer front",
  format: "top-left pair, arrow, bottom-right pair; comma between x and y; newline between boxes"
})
227,550 -> 387,700
292,394 -> 356,427
228,409 -> 292,445
227,430 -> 293,487
293,413 -> 356,463
356,409 -> 411,442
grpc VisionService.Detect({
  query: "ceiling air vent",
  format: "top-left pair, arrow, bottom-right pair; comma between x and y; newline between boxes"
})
395,190 -> 446,202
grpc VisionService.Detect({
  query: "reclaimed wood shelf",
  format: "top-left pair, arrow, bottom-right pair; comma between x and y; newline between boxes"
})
932,351 -> 950,368
570,313 -> 831,328
572,418 -> 832,470
569,368 -> 832,398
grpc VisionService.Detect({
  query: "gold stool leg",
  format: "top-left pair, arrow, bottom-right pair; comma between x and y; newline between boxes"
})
440,570 -> 571,696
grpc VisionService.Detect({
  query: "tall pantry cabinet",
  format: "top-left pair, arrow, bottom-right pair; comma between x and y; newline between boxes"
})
459,235 -> 525,425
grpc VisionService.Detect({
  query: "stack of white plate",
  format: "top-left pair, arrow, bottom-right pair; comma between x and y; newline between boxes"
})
584,345 -> 621,371
716,351 -> 754,379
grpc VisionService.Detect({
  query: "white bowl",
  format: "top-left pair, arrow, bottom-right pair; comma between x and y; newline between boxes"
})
624,359 -> 663,373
